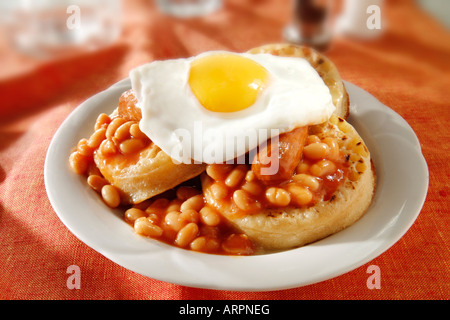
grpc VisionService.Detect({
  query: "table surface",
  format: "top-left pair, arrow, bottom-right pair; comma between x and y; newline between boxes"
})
0,0 -> 448,300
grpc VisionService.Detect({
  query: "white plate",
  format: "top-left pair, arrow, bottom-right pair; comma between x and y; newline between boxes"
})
44,79 -> 429,291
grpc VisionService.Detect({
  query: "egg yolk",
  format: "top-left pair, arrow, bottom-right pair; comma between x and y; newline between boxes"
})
188,54 -> 269,113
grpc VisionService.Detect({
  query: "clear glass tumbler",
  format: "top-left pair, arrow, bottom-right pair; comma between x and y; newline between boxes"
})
4,0 -> 121,58
284,0 -> 337,51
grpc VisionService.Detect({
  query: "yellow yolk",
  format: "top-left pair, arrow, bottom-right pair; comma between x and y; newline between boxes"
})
188,54 -> 269,113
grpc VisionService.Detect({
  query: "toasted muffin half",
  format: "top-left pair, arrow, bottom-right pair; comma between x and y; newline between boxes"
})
202,115 -> 375,251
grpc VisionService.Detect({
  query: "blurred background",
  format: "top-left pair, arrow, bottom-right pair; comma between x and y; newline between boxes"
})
0,0 -> 449,114
416,0 -> 450,28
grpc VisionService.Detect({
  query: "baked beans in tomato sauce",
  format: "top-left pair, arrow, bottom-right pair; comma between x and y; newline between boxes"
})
69,112 -> 349,255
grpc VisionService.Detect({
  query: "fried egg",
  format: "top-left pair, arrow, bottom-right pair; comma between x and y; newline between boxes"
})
130,51 -> 335,164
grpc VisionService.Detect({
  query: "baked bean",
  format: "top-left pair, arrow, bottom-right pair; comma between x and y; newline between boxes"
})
124,208 -> 146,223
99,139 -> 117,156
106,117 -> 126,139
114,121 -> 133,141
69,151 -> 89,175
306,135 -> 321,145
303,142 -> 330,160
199,206 -> 221,226
147,213 -> 160,224
95,113 -> 111,130
224,165 -> 247,188
296,162 -> 309,174
210,182 -> 228,199
206,164 -> 233,181
134,217 -> 163,237
87,162 -> 102,176
101,184 -> 121,208
161,225 -> 178,242
190,236 -> 220,252
310,160 -> 336,177
130,123 -> 147,140
87,174 -> 108,192
232,190 -> 261,212
119,138 -> 145,154
87,128 -> 107,149
189,236 -> 207,252
265,187 -> 291,207
245,170 -> 256,182
221,234 -> 253,255
180,194 -> 204,213
241,181 -> 263,196
176,186 -> 200,201
286,184 -> 313,206
205,164 -> 219,180
292,173 -> 320,191
179,209 -> 200,224
166,198 -> 183,213
164,211 -> 185,232
175,223 -> 199,247
323,137 -> 340,160
200,172 -> 212,188
77,138 -> 94,157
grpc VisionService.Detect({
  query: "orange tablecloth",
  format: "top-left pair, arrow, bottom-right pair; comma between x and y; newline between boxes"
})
0,0 -> 448,300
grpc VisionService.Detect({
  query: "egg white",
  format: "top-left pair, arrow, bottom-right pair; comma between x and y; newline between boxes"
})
130,51 -> 335,164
